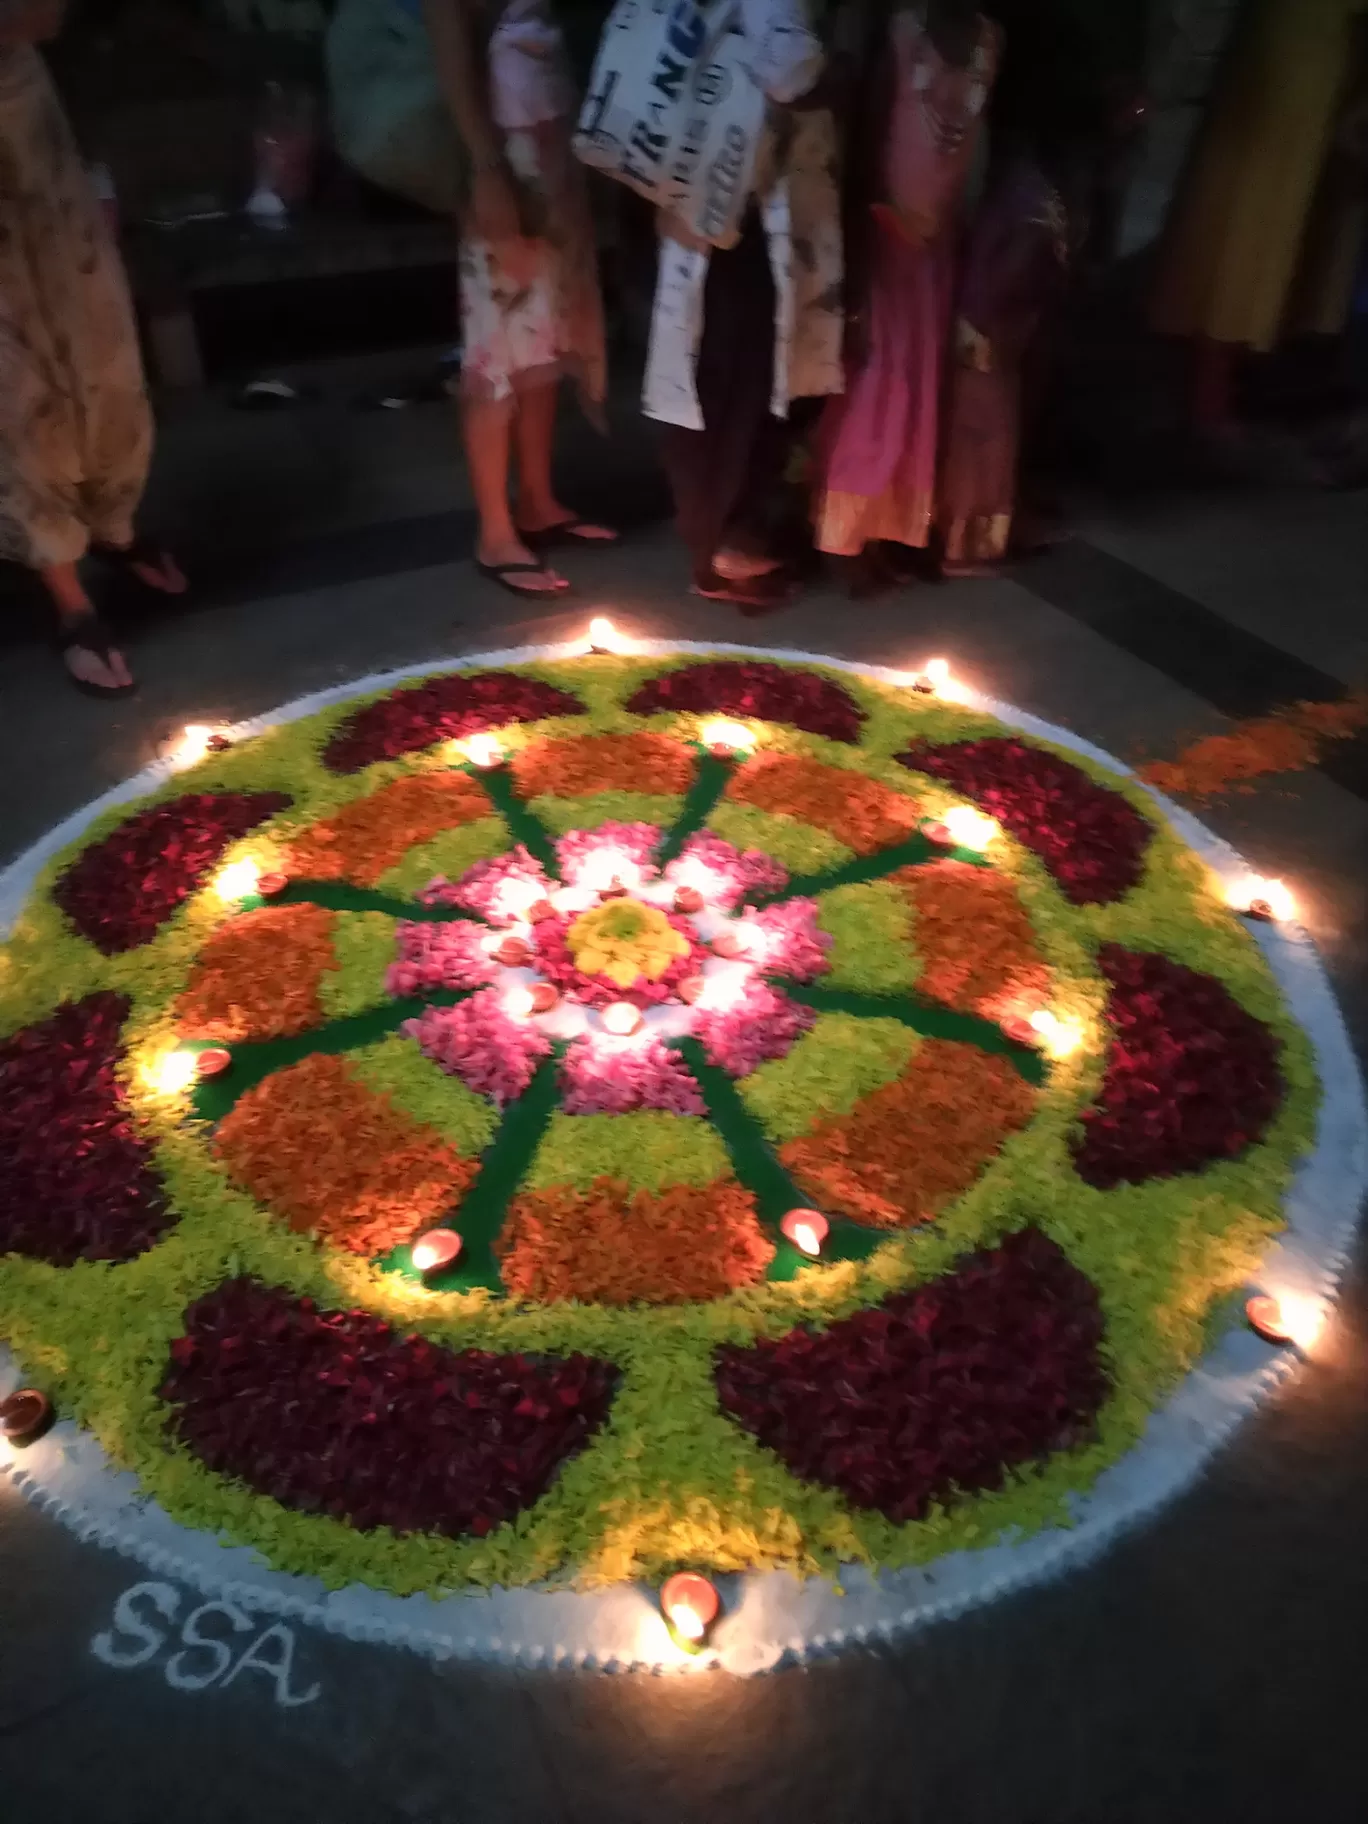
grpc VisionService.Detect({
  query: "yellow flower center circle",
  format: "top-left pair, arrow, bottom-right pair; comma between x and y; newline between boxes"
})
566,898 -> 690,989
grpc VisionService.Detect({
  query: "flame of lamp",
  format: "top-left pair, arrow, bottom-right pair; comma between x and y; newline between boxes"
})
505,985 -> 537,1020
1246,1292 -> 1321,1352
214,860 -> 261,903
0,1388 -> 55,1449
411,1229 -> 463,1279
600,1001 -> 643,1037
1028,1009 -> 1081,1059
780,1208 -> 829,1256
699,717 -> 756,756
145,1050 -> 197,1096
659,1572 -> 720,1647
588,615 -> 619,653
942,805 -> 997,851
461,733 -> 505,769
1242,877 -> 1295,923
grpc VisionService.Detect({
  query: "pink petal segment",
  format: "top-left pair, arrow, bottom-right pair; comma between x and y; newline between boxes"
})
665,833 -> 789,912
695,981 -> 815,1076
404,988 -> 552,1105
560,1035 -> 706,1115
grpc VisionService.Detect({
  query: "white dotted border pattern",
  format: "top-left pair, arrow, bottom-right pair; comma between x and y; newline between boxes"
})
2,641 -> 1364,1677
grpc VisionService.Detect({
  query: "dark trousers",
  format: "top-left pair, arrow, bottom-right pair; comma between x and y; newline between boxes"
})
656,209 -> 787,583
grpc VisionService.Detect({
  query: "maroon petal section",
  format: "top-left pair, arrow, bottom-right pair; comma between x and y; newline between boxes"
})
715,1228 -> 1108,1523
627,662 -> 864,744
324,673 -> 585,773
53,792 -> 292,955
0,992 -> 173,1264
897,737 -> 1150,904
161,1278 -> 619,1537
1073,945 -> 1285,1188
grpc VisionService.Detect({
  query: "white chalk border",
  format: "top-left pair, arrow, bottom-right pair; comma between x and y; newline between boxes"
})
3,640 -> 1365,1677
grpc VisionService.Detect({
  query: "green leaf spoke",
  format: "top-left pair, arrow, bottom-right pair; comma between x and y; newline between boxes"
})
190,989 -> 476,1122
756,834 -> 988,906
784,982 -> 1048,1086
382,1049 -> 565,1293
275,879 -> 485,924
479,767 -> 562,878
674,1035 -> 884,1279
655,749 -> 737,866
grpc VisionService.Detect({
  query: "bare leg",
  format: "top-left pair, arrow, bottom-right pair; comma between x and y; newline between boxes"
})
40,561 -> 134,691
462,391 -> 566,594
513,382 -> 615,540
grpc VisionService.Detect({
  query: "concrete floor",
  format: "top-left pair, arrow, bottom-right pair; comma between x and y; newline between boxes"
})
1,365 -> 1366,1824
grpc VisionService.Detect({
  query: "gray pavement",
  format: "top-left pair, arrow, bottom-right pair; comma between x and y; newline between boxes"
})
1,373 -> 1366,1823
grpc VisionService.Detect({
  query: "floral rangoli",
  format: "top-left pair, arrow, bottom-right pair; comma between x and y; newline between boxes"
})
0,651 -> 1324,1621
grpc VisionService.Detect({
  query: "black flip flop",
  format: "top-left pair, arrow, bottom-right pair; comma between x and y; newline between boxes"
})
58,613 -> 136,698
91,535 -> 186,595
475,559 -> 573,599
519,519 -> 621,551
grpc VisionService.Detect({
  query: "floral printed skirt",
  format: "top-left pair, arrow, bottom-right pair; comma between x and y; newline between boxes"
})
458,123 -> 605,416
0,48 -> 152,570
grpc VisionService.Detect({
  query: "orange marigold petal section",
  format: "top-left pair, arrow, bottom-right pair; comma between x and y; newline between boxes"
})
213,1053 -> 479,1256
497,1177 -> 773,1304
285,772 -> 494,886
177,903 -> 337,1042
511,731 -> 696,799
779,1041 -> 1037,1228
727,754 -> 921,856
893,861 -> 1049,1020
1138,691 -> 1368,801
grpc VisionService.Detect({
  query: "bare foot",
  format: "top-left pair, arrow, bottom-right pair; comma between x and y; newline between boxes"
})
713,548 -> 782,581
60,613 -> 135,693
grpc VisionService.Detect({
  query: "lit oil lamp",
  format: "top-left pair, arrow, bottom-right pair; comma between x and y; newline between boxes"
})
1245,1292 -> 1322,1352
699,717 -> 756,758
457,733 -> 505,770
600,1001 -> 643,1037
0,1388 -> 55,1449
659,1571 -> 720,1652
1239,877 -> 1295,923
780,1209 -> 829,1257
411,1229 -> 462,1283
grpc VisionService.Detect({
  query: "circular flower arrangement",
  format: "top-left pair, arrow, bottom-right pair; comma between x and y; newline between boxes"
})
0,647 -> 1348,1667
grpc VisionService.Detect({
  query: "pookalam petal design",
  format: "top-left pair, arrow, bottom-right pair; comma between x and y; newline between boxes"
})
53,792 -> 291,954
0,992 -> 173,1264
897,737 -> 1151,905
715,1228 -> 1108,1522
627,661 -> 865,743
323,673 -> 585,773
161,1277 -> 619,1537
1073,946 -> 1286,1187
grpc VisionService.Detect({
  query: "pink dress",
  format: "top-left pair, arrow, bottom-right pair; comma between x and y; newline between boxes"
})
813,11 -> 998,557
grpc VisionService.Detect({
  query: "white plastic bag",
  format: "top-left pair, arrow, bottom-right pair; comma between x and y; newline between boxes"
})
574,0 -> 768,249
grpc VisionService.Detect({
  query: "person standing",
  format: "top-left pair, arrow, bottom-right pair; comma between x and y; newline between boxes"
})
424,0 -> 617,598
643,0 -> 844,609
0,0 -> 184,697
1151,0 -> 1367,434
812,0 -> 998,582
